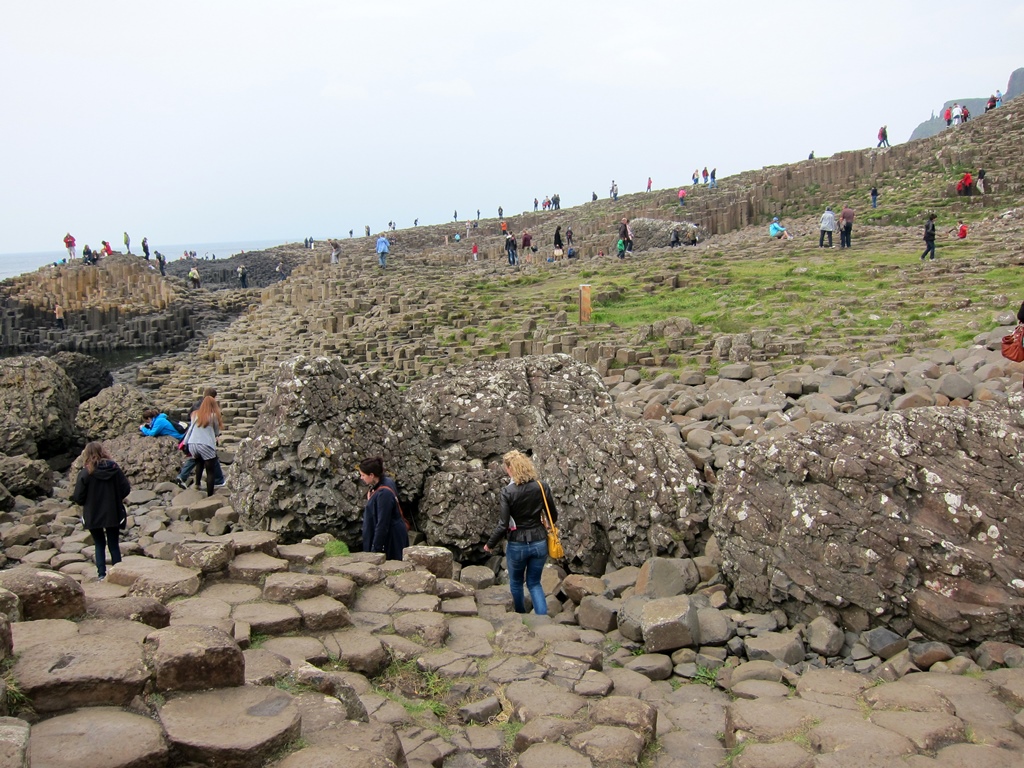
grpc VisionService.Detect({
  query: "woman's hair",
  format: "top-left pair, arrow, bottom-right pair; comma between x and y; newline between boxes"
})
142,408 -> 159,420
82,441 -> 112,473
554,225 -> 561,233
194,396 -> 222,428
359,456 -> 384,478
503,450 -> 538,485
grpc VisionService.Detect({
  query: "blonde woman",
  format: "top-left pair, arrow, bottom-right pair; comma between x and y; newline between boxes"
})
484,450 -> 558,615
71,442 -> 130,580
186,396 -> 222,496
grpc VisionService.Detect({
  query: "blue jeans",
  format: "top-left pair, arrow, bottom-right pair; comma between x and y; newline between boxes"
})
871,195 -> 878,208
378,252 -> 387,268
506,539 -> 548,614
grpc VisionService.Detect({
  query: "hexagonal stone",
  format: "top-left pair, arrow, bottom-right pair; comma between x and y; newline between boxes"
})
393,611 -> 449,646
232,602 -> 301,635
158,687 -> 300,768
0,568 -> 85,620
402,545 -> 453,578
12,618 -> 78,654
623,653 -> 672,681
731,680 -> 790,700
352,584 -> 401,613
577,596 -> 618,633
744,631 -> 804,666
261,636 -> 329,666
634,558 -> 699,599
861,627 -> 908,660
505,678 -> 586,722
28,707 -> 168,768
570,725 -> 643,765
321,629 -> 387,676
276,543 -> 325,565
640,596 -> 700,652
460,565 -> 495,590
244,647 -> 291,685
86,596 -> 170,628
294,595 -> 351,632
589,696 -> 657,742
324,560 -> 384,586
733,741 -> 813,768
228,551 -> 289,582
199,582 -> 262,604
13,634 -> 148,712
393,593 -> 441,612
806,615 -> 845,657
107,556 -> 202,602
863,679 -> 955,713
263,572 -> 328,603
168,596 -> 233,633
144,624 -> 243,691
175,540 -> 235,573
560,574 -> 607,604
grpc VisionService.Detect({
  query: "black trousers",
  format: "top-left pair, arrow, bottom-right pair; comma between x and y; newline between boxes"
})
819,230 -> 833,247
195,455 -> 221,497
91,526 -> 122,577
840,224 -> 852,248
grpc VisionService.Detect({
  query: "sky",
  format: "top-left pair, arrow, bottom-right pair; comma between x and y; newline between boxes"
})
2,1 -> 1022,254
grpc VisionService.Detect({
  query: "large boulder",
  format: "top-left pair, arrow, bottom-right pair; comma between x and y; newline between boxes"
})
49,351 -> 113,402
74,384 -> 150,443
410,355 -> 703,573
67,432 -> 183,488
0,355 -> 78,458
232,356 -> 432,540
711,400 -> 1024,645
0,454 -> 53,498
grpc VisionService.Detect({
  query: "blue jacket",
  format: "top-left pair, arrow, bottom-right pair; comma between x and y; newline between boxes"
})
376,236 -> 390,254
140,413 -> 184,439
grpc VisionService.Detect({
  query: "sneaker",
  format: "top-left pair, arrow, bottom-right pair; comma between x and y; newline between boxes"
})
214,482 -> 226,489
175,477 -> 187,489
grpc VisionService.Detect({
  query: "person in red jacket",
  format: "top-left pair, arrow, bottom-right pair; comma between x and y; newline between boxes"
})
471,242 -> 478,261
944,106 -> 952,127
63,233 -> 76,259
962,171 -> 973,197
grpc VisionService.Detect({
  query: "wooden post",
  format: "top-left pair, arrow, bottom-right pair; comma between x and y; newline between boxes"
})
579,285 -> 591,324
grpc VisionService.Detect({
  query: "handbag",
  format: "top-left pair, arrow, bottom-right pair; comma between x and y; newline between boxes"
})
1001,324 -> 1024,362
553,248 -> 564,257
178,421 -> 195,452
537,482 -> 563,559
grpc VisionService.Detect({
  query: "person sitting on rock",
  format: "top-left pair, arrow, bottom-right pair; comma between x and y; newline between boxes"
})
769,217 -> 793,240
948,220 -> 968,239
140,408 -> 185,439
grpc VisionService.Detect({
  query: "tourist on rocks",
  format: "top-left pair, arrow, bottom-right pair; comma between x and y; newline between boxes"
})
309,237 -> 314,249
82,244 -> 94,264
350,229 -> 354,237
497,206 -> 503,218
483,450 -> 557,615
670,229 -> 681,248
617,238 -> 626,259
102,240 -> 113,256
453,210 -> 457,221
329,240 -> 340,265
921,213 -> 937,261
769,217 -> 793,240
303,238 -> 309,249
678,188 -> 686,206
839,205 -> 855,248
702,167 -> 709,184
140,408 -> 185,439
72,441 -> 130,581
710,168 -> 717,188
553,225 -> 564,258
359,456 -> 409,561
476,209 -> 480,220
618,218 -> 633,255
365,225 -> 370,237
961,105 -> 970,123
54,302 -> 66,330
553,193 -> 560,210
877,126 -> 889,148
943,106 -> 952,127
948,220 -> 968,239
63,232 -> 76,259
952,103 -> 962,125
156,251 -> 166,276
977,169 -> 986,195
808,151 -> 815,160
986,94 -> 997,112
375,232 -> 390,269
188,265 -> 201,288
566,226 -> 574,247
176,388 -> 224,488
237,264 -> 248,288
522,230 -> 533,264
184,395 -> 223,497
647,176 -> 652,192
692,169 -> 699,185
142,237 -> 150,260
961,170 -> 973,197
870,186 -> 879,209
819,207 -> 836,248
505,231 -> 518,266
996,90 -> 1003,108
471,242 -> 478,261
592,191 -> 598,202
124,232 -> 131,254
534,198 -> 539,211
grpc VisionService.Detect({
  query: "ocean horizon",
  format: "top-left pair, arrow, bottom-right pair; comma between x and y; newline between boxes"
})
0,238 -> 295,281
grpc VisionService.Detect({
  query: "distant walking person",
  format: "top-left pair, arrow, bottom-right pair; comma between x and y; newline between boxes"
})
188,266 -> 200,288
54,302 -> 66,330
471,242 -> 478,261
505,232 -> 518,266
921,213 -> 937,261
123,232 -> 131,254
709,168 -> 717,188
365,225 -> 371,237
71,441 -> 130,580
877,126 -> 889,148
376,233 -> 390,268
839,205 -> 855,248
678,188 -> 686,206
870,186 -> 879,209
63,233 -> 76,259
646,177 -> 652,192
977,169 -> 986,195
818,207 -> 836,248
702,167 -> 709,184
142,237 -> 150,260
236,264 -> 248,288
329,239 -> 340,264
566,226 -> 574,247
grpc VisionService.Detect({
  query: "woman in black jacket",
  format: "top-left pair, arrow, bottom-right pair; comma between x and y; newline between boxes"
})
553,226 -> 563,253
484,450 -> 557,614
71,442 -> 131,580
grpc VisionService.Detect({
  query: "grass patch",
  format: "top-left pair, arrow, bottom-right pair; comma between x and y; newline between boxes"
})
693,665 -> 719,687
249,632 -> 270,650
323,540 -> 350,557
372,657 -> 453,721
498,719 -> 524,749
2,658 -> 33,716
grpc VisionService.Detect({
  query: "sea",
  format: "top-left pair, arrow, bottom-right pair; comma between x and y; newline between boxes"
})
0,239 -> 291,281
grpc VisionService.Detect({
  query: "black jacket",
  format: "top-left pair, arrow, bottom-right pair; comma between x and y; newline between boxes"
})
487,478 -> 557,548
72,460 -> 130,529
923,220 -> 936,243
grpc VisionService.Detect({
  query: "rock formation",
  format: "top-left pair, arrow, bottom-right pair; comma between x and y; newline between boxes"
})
74,383 -> 152,443
49,351 -> 113,401
0,356 -> 78,459
711,397 -> 1024,645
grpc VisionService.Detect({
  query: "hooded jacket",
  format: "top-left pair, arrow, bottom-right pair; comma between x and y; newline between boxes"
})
140,413 -> 184,439
819,210 -> 836,231
71,460 -> 131,529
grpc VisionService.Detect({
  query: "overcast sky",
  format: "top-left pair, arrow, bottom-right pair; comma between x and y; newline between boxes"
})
2,1 -> 1022,254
